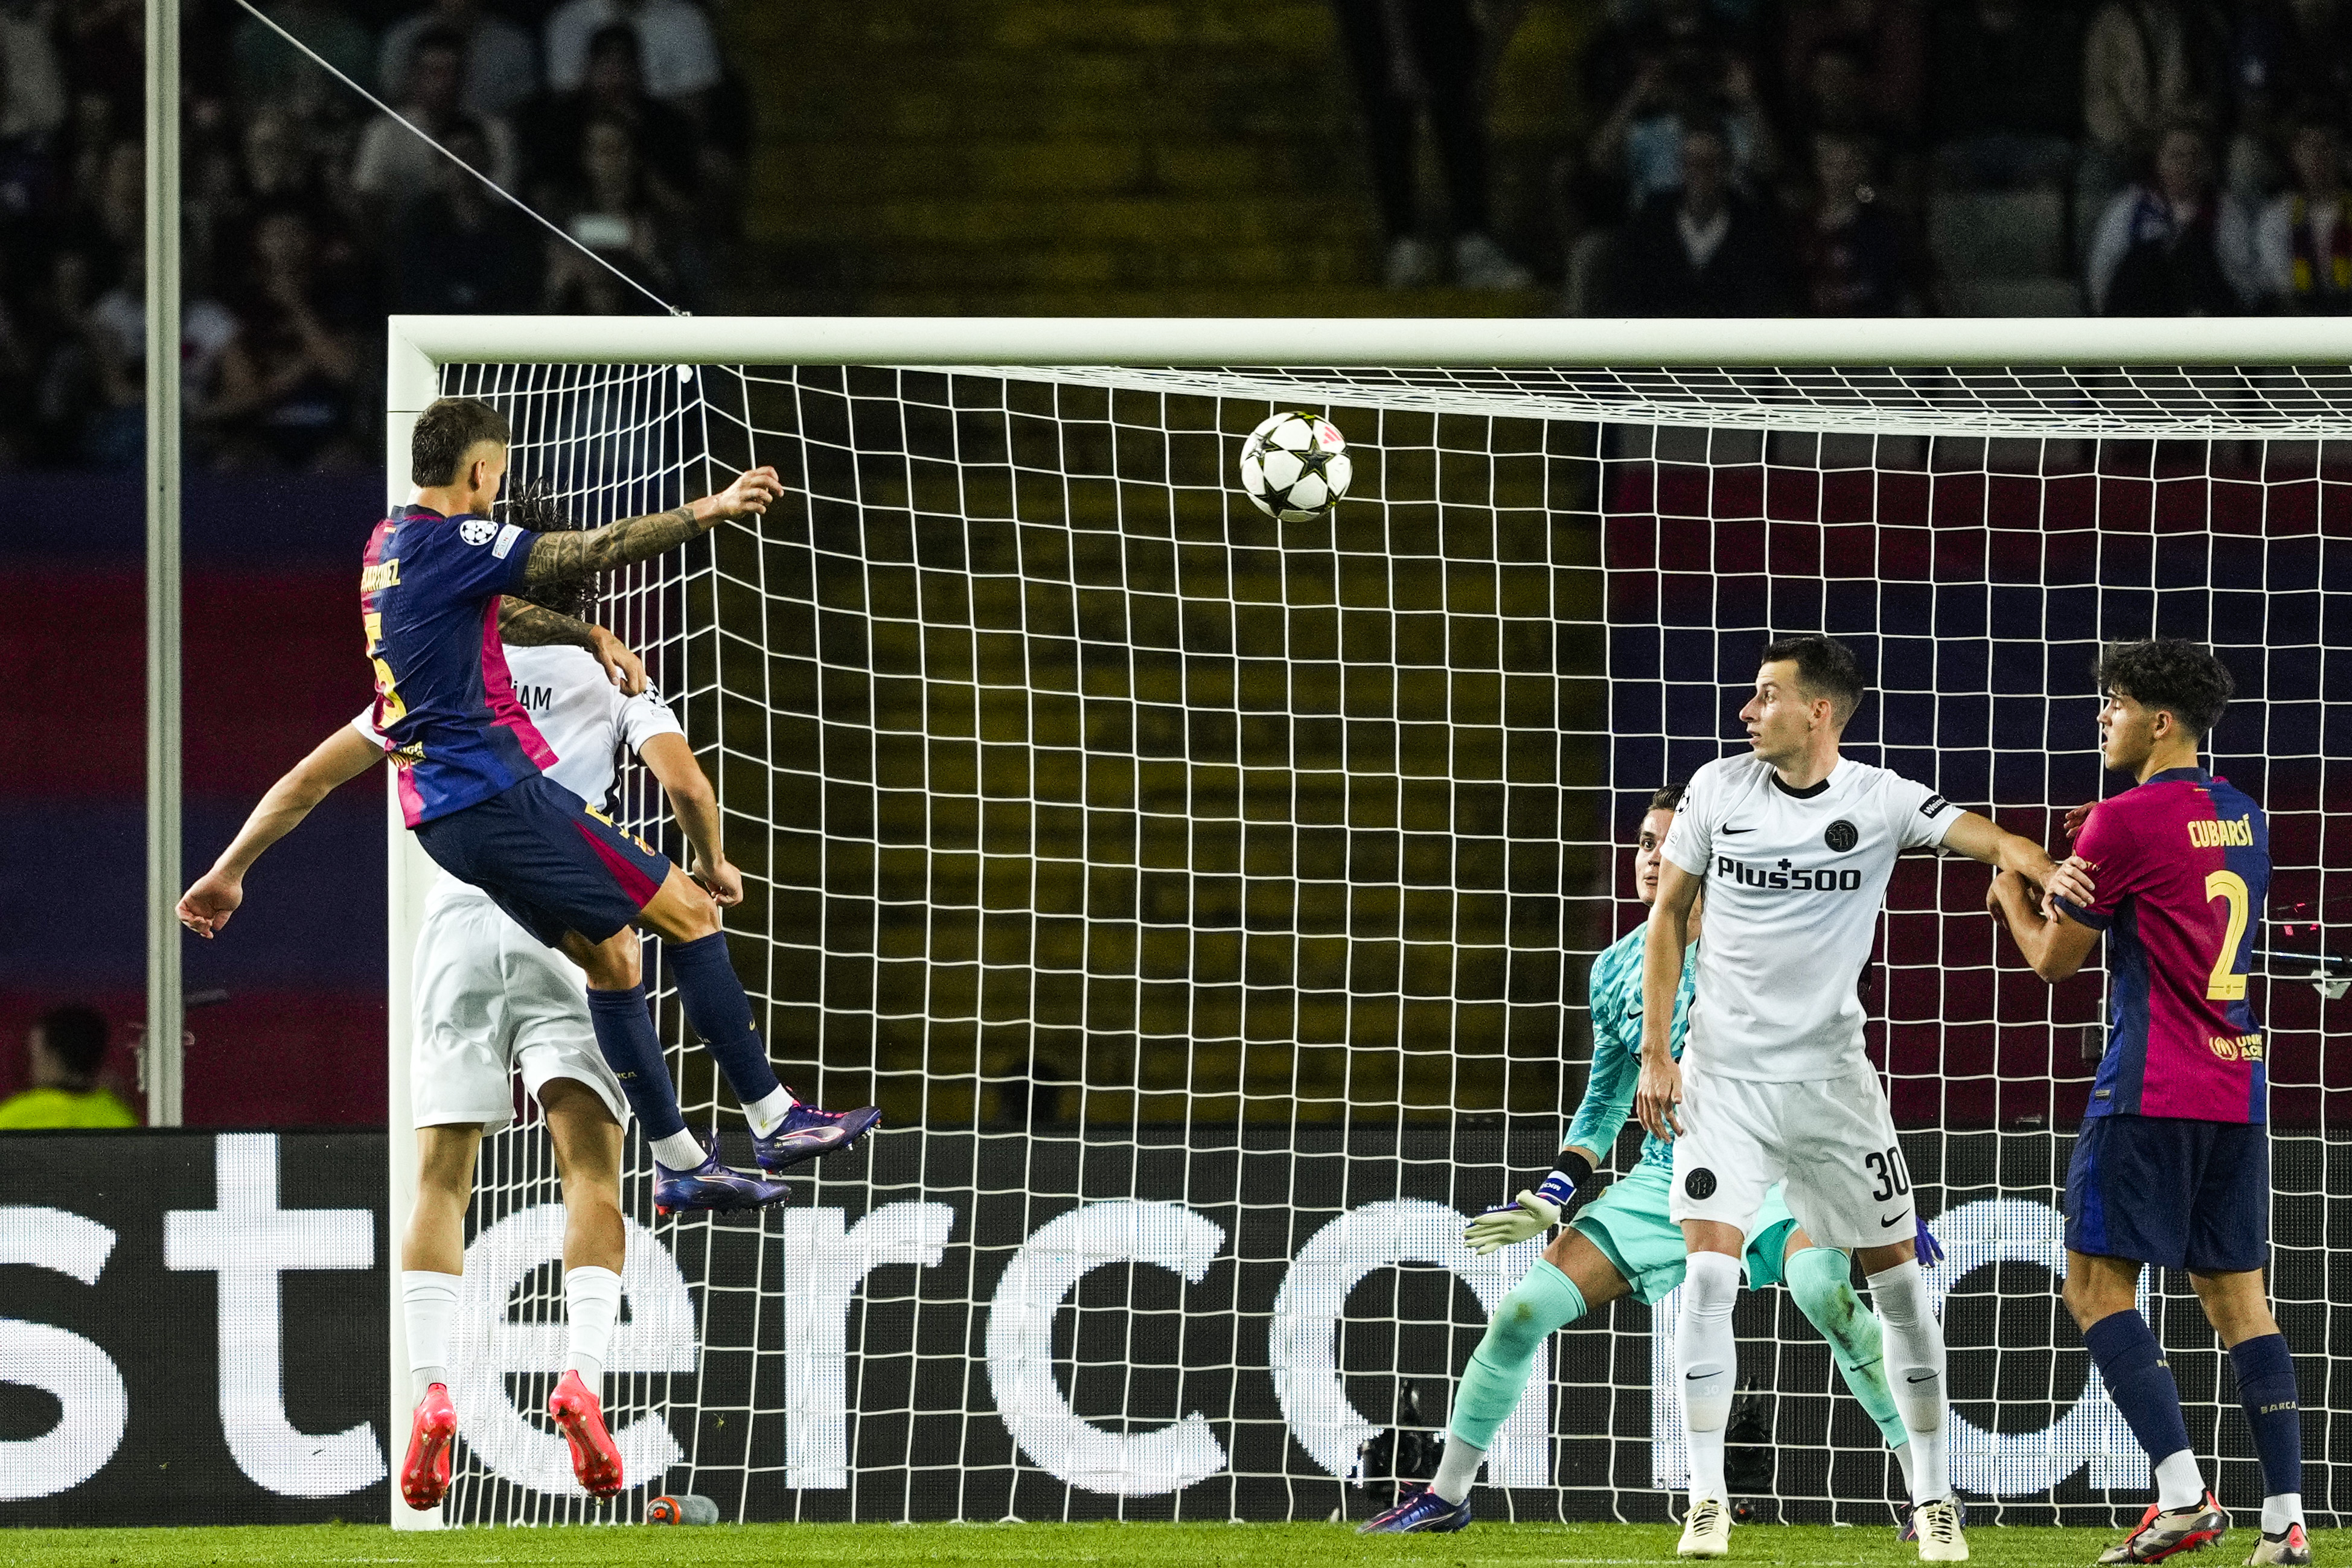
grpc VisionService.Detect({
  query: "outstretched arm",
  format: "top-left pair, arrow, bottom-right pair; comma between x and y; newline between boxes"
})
1940,809 -> 2059,884
638,732 -> 737,906
518,467 -> 783,588
1987,868 -> 2103,981
177,725 -> 382,937
496,600 -> 647,695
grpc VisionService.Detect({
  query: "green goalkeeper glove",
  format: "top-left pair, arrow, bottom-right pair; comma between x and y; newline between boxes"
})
1462,1150 -> 1594,1257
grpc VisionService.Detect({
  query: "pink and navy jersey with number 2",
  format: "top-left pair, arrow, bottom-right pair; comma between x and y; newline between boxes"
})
360,504 -> 555,826
2056,766 -> 2271,1124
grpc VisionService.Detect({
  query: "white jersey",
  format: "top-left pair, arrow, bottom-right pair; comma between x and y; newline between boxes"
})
1659,754 -> 1957,1082
354,643 -> 685,914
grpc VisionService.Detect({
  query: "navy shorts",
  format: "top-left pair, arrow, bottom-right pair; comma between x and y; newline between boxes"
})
2065,1112 -> 2269,1275
415,774 -> 671,948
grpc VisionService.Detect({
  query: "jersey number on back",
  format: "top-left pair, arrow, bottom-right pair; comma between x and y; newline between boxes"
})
2205,870 -> 2251,1001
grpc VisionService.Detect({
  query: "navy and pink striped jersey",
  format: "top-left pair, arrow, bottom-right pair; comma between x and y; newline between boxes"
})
360,504 -> 555,826
2057,766 -> 2271,1124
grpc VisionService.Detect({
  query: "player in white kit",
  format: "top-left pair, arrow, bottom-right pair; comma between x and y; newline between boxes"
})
1633,636 -> 2065,1563
177,595 -> 784,1506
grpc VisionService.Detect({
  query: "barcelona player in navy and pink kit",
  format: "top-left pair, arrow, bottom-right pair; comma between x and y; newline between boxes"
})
1990,639 -> 2307,1568
366,397 -> 878,1214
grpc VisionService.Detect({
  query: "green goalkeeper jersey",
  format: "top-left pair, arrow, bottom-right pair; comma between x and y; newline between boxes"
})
1563,919 -> 1698,1173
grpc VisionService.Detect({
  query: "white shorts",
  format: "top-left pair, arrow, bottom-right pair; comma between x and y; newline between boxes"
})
1667,1062 -> 1914,1251
411,889 -> 630,1133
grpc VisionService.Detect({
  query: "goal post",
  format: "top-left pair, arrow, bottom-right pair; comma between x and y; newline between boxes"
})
383,316 -> 2350,1529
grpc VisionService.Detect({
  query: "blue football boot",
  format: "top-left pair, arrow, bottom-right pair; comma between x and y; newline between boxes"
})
751,1095 -> 882,1173
1358,1487 -> 1471,1534
653,1132 -> 791,1216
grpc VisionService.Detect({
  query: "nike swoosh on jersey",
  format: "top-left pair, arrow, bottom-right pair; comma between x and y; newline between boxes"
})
1721,824 -> 1753,833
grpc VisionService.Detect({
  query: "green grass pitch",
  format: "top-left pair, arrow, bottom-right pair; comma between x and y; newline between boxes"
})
0,1521 -> 2171,1568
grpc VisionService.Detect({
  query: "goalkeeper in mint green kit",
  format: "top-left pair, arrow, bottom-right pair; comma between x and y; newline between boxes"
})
1361,783 -> 1929,1535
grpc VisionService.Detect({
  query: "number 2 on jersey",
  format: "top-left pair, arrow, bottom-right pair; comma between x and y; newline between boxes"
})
2204,870 -> 2250,1001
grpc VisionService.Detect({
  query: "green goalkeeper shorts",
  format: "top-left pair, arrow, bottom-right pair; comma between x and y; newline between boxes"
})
1569,1161 -> 1803,1305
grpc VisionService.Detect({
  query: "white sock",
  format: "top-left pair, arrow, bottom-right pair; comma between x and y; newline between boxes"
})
2155,1449 -> 2205,1511
564,1265 -> 622,1396
746,1086 -> 797,1138
2263,1494 -> 2304,1534
402,1269 -> 461,1405
1431,1433 -> 1483,1505
1866,1260 -> 1949,1506
1678,1251 -> 1742,1504
1893,1440 -> 1916,1499
651,1129 -> 706,1171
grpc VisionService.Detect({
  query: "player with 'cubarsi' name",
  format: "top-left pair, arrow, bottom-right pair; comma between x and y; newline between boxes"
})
359,395 -> 878,1206
1635,634 -> 2064,1564
1358,783 -> 1940,1538
1988,639 -> 2304,1568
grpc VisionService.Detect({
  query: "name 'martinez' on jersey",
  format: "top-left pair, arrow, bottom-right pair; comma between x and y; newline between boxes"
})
1660,753 -> 1957,1082
359,503 -> 553,826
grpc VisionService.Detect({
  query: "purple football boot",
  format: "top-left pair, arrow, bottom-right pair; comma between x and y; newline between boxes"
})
1358,1487 -> 1471,1534
653,1132 -> 791,1217
751,1093 -> 881,1174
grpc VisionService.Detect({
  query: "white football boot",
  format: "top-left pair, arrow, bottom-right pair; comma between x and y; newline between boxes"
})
1678,1496 -> 1732,1558
1913,1495 -> 1969,1562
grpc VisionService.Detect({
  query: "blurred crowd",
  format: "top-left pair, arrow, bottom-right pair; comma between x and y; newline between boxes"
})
0,0 -> 746,471
1341,0 -> 2352,319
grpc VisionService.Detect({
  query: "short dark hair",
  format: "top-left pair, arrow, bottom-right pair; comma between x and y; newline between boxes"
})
34,1004 -> 109,1081
587,22 -> 641,65
411,397 -> 510,486
2095,638 -> 2235,738
500,477 -> 601,624
1760,633 -> 1865,727
412,25 -> 467,60
1647,782 -> 1687,814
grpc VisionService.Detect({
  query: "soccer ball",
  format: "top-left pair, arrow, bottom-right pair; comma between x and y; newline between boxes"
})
1238,411 -> 1352,521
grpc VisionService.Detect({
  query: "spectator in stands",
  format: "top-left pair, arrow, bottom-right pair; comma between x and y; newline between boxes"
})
76,247 -> 240,470
519,24 -> 697,216
351,27 -> 517,217
1928,0 -> 2084,189
1588,1 -> 1780,214
1780,0 -> 1926,145
232,0 -> 375,123
543,0 -> 720,108
2088,121 -> 2260,312
2080,2 -> 2217,242
0,2 -> 68,150
28,248 -> 105,459
1795,130 -> 1914,314
57,0 -> 141,119
391,119 -> 535,312
0,1004 -> 136,1129
2252,110 -> 2352,310
548,116 -> 704,309
206,206 -> 365,469
1331,0 -> 1533,290
1610,119 -> 1792,314
380,0 -> 538,118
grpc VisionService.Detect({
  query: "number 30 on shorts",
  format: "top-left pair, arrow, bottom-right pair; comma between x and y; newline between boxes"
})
1863,1144 -> 1912,1203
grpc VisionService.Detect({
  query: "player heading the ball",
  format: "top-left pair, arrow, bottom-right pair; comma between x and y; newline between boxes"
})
1634,634 -> 2063,1564
362,396 -> 878,1208
1987,639 -> 2304,1568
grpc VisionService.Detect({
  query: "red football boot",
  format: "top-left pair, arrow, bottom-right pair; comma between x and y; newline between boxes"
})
400,1383 -> 458,1510
548,1371 -> 624,1499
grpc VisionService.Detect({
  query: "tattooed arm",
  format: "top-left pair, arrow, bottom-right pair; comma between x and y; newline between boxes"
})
519,465 -> 783,587
496,598 -> 648,695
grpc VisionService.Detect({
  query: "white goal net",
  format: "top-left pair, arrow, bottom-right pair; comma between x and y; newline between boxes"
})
392,323 -> 2347,1530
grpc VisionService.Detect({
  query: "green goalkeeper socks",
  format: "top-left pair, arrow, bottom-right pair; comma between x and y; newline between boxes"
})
1783,1245 -> 1910,1454
1447,1260 -> 1588,1453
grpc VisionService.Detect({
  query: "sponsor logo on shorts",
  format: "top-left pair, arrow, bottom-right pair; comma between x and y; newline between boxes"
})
1717,855 -> 1864,892
1824,819 -> 1858,852
1684,1168 -> 1717,1200
2208,1031 -> 2265,1062
1880,1211 -> 1906,1228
